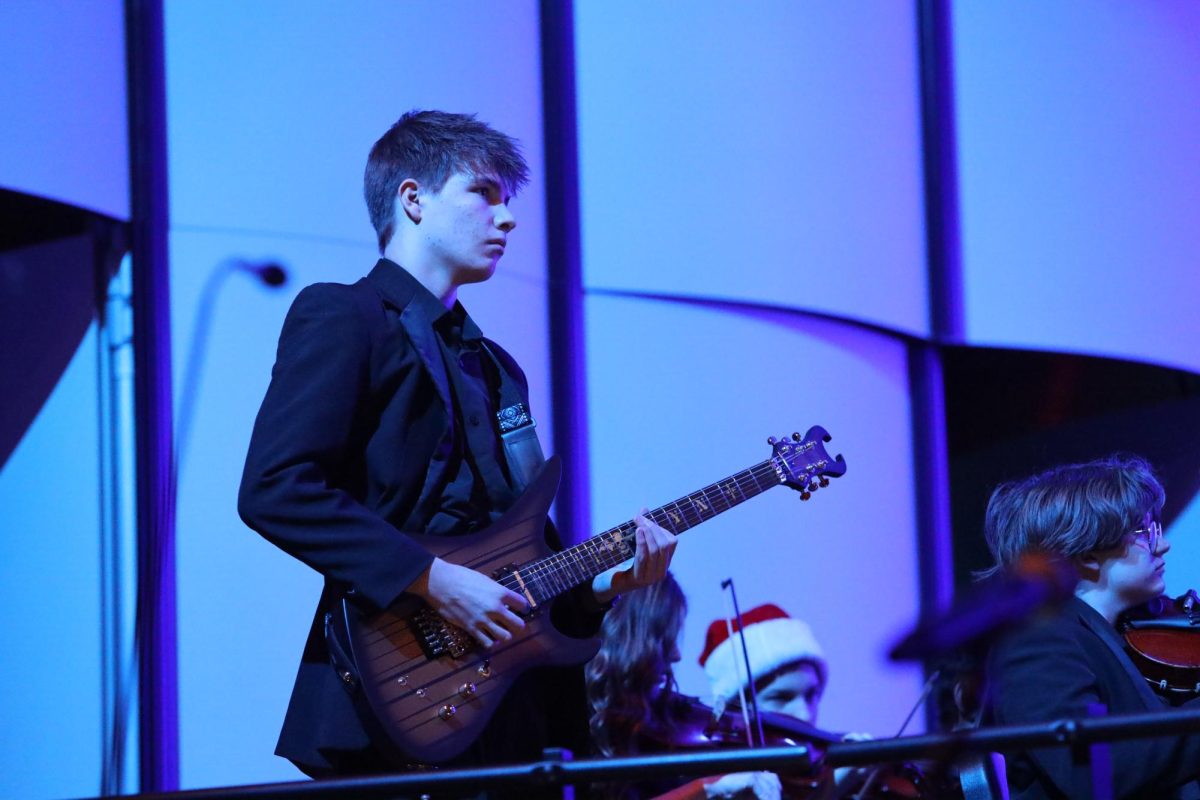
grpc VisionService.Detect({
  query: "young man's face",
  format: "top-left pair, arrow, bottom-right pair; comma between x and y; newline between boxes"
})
756,661 -> 824,724
1098,511 -> 1169,612
418,171 -> 516,285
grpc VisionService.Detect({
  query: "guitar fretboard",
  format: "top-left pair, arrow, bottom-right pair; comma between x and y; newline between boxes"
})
499,458 -> 784,605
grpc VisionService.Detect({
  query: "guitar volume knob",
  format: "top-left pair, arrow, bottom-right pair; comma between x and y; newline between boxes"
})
438,704 -> 457,721
459,682 -> 478,699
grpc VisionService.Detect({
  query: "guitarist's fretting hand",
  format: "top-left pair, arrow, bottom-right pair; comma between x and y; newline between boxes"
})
409,558 -> 529,648
592,510 -> 678,605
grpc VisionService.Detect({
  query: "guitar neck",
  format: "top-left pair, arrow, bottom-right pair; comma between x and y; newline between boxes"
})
515,459 -> 784,605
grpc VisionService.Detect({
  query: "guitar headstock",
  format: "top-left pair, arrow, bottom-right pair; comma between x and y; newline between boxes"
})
769,425 -> 846,500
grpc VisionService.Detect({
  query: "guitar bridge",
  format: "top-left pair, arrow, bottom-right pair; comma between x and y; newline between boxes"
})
413,605 -> 474,659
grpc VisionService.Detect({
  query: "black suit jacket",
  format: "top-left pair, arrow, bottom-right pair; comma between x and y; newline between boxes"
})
987,595 -> 1200,799
238,260 -> 545,771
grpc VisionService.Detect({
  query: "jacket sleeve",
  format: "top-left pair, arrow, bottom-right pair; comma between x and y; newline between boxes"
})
238,283 -> 434,611
988,615 -> 1200,799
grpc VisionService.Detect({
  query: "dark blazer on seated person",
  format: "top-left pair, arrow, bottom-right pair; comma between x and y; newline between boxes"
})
987,595 -> 1200,800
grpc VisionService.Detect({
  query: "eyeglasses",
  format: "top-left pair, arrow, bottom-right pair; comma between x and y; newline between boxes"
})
1130,520 -> 1164,554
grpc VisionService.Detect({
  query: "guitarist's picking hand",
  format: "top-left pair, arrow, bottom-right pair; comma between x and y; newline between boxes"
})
413,558 -> 529,648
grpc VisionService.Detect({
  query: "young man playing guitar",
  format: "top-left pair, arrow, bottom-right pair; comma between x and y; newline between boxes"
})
983,455 -> 1200,799
239,110 -> 676,781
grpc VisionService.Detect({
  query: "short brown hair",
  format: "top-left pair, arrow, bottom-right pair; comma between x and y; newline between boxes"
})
364,110 -> 529,253
983,454 -> 1164,576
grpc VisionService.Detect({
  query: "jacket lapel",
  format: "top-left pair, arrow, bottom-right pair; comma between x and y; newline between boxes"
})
366,260 -> 454,416
398,302 -> 453,416
1073,598 -> 1163,710
364,261 -> 456,526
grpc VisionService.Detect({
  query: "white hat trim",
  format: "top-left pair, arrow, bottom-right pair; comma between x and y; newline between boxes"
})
703,617 -> 827,702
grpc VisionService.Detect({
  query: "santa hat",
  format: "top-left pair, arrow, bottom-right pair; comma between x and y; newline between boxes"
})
699,603 -> 827,702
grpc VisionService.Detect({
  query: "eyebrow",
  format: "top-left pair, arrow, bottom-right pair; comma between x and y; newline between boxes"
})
471,175 -> 512,203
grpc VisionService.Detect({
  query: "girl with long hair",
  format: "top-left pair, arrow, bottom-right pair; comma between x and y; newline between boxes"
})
585,573 -> 780,800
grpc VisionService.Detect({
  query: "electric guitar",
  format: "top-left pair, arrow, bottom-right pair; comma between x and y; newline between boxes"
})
339,425 -> 846,763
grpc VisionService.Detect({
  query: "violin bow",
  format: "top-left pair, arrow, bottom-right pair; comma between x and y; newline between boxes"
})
721,577 -> 767,748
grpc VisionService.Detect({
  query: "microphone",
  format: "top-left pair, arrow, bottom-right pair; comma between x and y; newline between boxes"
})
890,551 -> 1078,661
231,259 -> 289,287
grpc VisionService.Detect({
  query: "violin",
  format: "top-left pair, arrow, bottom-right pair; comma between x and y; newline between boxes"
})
636,692 -> 932,799
1120,589 -> 1200,699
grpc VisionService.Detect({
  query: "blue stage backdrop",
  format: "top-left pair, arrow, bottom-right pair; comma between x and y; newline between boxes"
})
953,3 -> 1200,373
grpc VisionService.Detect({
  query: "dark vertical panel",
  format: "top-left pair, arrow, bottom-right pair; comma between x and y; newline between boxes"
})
539,0 -> 590,544
917,0 -> 963,343
126,0 -> 178,790
908,344 -> 954,613
911,0 -> 962,664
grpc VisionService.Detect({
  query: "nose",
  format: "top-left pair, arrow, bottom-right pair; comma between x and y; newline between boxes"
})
1158,535 -> 1171,556
494,203 -> 516,233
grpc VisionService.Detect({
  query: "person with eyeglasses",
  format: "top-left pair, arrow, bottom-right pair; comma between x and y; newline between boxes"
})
981,454 -> 1200,799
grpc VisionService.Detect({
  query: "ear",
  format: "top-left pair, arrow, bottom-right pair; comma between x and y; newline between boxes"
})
398,178 -> 421,223
1076,553 -> 1102,581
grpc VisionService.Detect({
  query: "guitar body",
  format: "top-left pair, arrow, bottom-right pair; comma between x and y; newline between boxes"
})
341,457 -> 600,764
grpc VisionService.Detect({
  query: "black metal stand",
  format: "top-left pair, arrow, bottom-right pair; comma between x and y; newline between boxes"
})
74,707 -> 1200,800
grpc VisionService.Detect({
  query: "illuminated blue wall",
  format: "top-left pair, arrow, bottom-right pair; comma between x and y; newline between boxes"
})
0,2 -> 126,798
953,3 -> 1200,373
576,2 -> 929,336
0,328 -> 103,799
0,1 -> 128,218
574,1 -> 930,730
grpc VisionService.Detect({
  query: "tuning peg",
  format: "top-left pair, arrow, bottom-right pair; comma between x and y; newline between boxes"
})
792,432 -> 801,441
767,436 -> 777,445
800,490 -> 811,501
808,480 -> 819,492
818,476 -> 829,487
780,434 -> 789,443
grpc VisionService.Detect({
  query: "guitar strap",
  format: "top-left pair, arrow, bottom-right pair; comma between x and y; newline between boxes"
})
480,341 -> 545,493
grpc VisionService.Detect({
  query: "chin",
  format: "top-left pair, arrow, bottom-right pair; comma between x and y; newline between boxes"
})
458,263 -> 497,285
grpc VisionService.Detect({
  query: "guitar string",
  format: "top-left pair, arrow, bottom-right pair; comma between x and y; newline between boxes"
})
422,451 -> 829,644
495,458 -> 804,601
503,459 -> 787,597
501,461 -> 778,595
